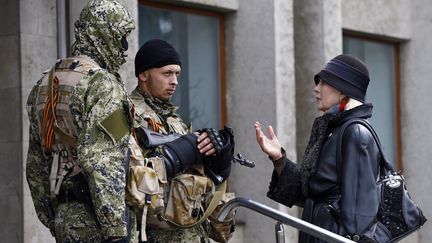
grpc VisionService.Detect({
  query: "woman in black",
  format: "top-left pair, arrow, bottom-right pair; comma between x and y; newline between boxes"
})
255,54 -> 380,242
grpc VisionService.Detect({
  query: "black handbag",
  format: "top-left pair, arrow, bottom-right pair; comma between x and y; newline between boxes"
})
337,119 -> 427,243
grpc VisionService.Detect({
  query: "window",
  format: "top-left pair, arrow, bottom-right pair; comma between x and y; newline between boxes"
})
343,36 -> 401,169
138,1 -> 225,130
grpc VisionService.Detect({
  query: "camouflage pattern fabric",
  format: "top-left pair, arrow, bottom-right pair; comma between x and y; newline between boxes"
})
72,0 -> 134,73
26,0 -> 136,241
130,88 -> 209,243
145,226 -> 207,243
54,202 -> 102,242
131,89 -> 184,134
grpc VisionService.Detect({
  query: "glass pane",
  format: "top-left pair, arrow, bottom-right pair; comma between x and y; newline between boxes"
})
138,5 -> 221,130
343,37 -> 397,165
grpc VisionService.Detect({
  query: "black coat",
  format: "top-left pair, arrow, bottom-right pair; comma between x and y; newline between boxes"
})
268,104 -> 380,242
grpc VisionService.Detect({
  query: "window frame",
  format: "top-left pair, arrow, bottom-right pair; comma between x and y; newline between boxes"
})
138,0 -> 227,127
343,31 -> 402,171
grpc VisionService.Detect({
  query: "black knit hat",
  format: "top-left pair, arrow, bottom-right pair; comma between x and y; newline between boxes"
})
314,54 -> 370,102
135,39 -> 182,77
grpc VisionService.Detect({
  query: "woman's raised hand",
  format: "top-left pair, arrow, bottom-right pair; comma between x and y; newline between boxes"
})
254,121 -> 283,161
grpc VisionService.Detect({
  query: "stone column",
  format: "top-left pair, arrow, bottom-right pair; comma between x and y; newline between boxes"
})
294,0 -> 342,159
225,0 -> 296,242
274,0 -> 298,242
19,0 -> 58,242
399,0 -> 432,242
0,0 -> 24,241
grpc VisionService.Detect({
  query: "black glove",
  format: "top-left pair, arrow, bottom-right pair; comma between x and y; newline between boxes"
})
200,126 -> 235,184
202,128 -> 225,154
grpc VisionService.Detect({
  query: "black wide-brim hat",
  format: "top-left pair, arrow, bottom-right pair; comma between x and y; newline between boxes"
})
314,54 -> 370,102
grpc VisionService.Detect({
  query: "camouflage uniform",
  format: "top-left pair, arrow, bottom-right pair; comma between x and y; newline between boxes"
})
26,0 -> 136,242
130,88 -> 209,243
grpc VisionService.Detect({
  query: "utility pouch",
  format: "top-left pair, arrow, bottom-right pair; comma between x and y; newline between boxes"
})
126,161 -> 161,208
164,174 -> 213,226
126,154 -> 168,242
207,192 -> 236,243
125,135 -> 228,241
144,172 -> 227,232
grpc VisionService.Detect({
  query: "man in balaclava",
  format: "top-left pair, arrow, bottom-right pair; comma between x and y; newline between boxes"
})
26,0 -> 136,242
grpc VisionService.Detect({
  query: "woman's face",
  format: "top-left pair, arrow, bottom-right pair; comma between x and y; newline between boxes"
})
314,79 -> 344,112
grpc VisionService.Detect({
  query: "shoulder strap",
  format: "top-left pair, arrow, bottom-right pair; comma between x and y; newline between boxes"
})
336,119 -> 395,184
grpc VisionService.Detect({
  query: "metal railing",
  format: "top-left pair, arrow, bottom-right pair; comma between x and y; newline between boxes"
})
217,197 -> 354,243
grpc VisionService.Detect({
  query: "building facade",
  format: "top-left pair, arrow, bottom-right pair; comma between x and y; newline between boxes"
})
1,0 -> 430,242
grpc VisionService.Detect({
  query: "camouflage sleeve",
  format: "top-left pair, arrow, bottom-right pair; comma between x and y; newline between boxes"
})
25,84 -> 53,230
71,70 -> 130,238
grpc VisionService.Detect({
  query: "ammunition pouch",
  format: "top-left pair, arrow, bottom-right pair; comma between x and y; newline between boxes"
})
207,192 -> 236,243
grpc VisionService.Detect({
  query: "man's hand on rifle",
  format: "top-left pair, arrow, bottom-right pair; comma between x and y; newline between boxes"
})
196,131 -> 217,156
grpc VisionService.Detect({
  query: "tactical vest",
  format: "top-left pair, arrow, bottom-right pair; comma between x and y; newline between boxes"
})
127,91 -> 228,242
35,56 -> 101,198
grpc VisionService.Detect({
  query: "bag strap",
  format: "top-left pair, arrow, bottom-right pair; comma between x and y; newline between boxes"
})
336,119 -> 395,183
168,180 -> 227,228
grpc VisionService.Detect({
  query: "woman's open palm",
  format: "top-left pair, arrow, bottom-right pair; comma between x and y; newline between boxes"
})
255,122 -> 283,160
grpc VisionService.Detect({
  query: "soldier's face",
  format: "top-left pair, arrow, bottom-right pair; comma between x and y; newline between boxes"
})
138,64 -> 181,101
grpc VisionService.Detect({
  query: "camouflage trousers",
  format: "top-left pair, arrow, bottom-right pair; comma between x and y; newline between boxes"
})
54,201 -> 136,243
144,224 -> 209,243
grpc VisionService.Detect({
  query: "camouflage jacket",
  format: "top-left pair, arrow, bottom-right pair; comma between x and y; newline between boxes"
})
130,88 -> 209,242
130,88 -> 188,135
26,0 -> 135,239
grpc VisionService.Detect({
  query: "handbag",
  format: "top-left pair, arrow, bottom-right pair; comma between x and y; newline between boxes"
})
337,119 -> 427,242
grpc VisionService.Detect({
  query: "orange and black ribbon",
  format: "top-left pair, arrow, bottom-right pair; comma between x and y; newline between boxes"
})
41,76 -> 60,150
145,117 -> 164,133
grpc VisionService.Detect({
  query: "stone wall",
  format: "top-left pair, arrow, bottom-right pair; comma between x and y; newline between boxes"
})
3,0 -> 431,242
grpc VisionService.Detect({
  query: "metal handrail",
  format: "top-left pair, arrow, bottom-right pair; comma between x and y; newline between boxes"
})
217,197 -> 354,243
